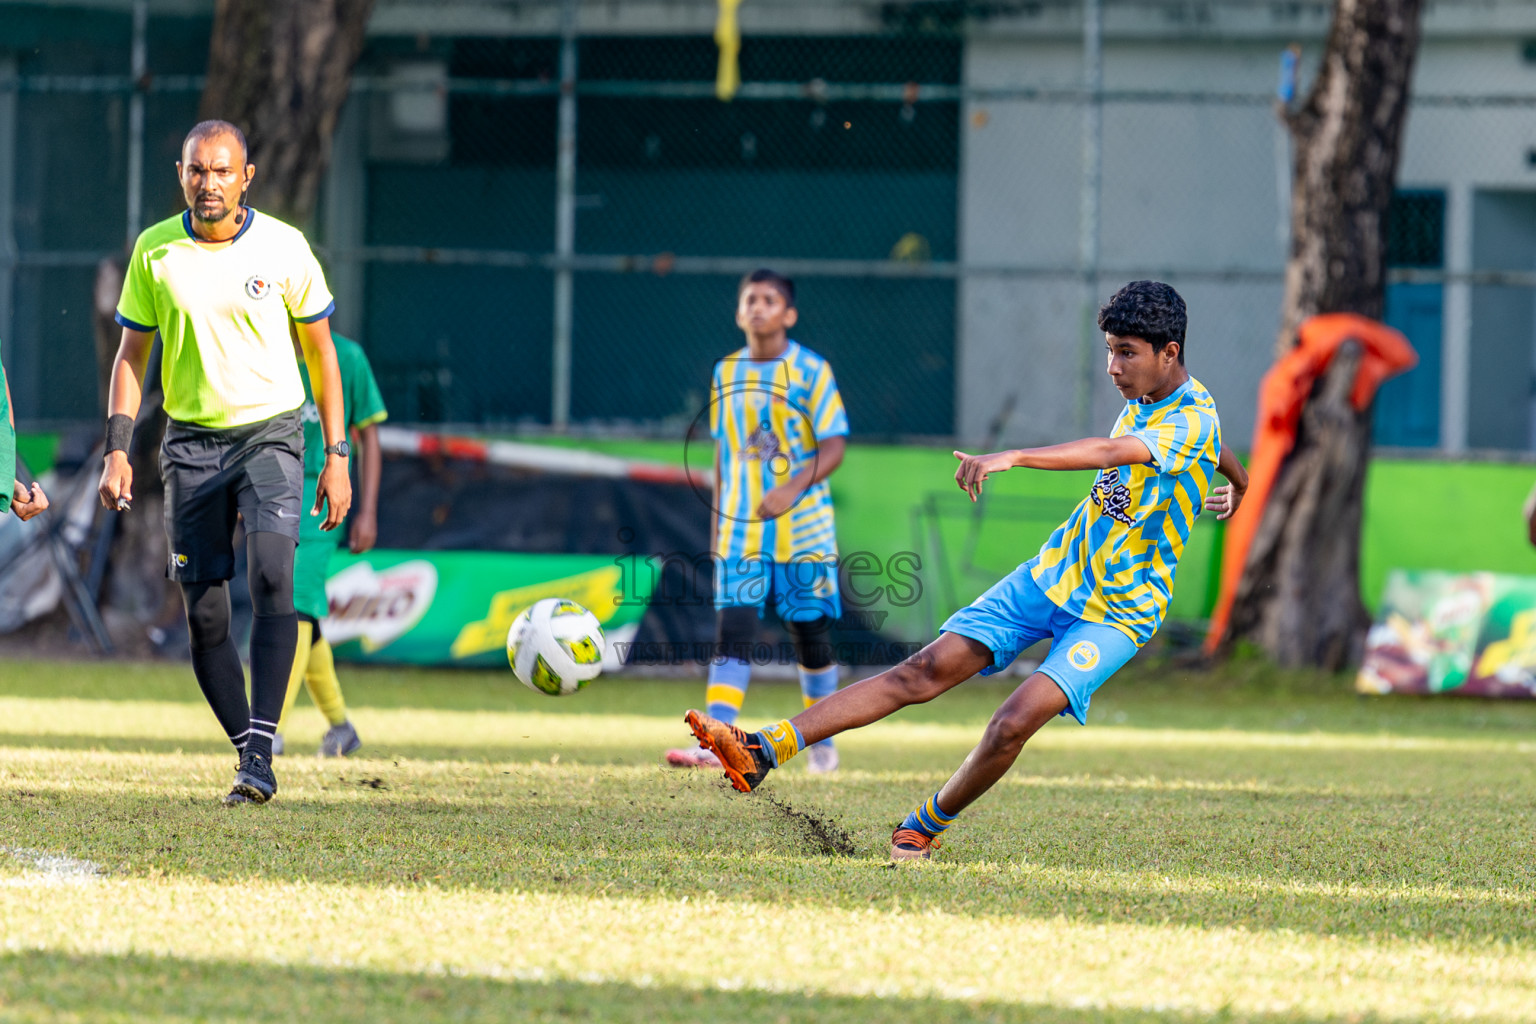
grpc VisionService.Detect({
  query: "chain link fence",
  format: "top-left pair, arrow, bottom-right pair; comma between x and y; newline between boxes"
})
4,0 -> 1536,452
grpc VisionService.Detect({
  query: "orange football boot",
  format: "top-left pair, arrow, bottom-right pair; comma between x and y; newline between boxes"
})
683,710 -> 775,792
890,827 -> 941,862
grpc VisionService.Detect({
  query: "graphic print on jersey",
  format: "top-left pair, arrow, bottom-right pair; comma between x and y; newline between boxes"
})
738,418 -> 790,477
702,342 -> 849,564
1090,470 -> 1135,526
709,355 -> 817,527
1029,377 -> 1221,647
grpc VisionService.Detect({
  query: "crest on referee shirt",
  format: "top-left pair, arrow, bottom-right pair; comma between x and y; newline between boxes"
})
244,275 -> 272,300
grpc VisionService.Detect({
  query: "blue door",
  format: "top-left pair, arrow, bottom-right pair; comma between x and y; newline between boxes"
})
1373,282 -> 1442,447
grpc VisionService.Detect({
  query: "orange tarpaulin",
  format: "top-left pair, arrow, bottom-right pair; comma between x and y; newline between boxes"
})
1203,313 -> 1417,655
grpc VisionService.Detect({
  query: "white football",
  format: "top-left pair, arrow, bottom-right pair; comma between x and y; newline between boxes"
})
506,597 -> 606,696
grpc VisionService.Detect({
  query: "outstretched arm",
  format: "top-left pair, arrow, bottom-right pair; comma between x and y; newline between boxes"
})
1203,444 -> 1249,521
952,436 -> 1153,502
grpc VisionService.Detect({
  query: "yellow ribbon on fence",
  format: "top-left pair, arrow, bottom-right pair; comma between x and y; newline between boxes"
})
715,0 -> 743,102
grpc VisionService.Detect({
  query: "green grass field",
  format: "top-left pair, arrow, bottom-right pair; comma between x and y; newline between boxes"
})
2,656 -> 1536,1023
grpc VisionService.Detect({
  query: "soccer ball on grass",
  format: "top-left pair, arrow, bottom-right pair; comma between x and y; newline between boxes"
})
506,597 -> 606,696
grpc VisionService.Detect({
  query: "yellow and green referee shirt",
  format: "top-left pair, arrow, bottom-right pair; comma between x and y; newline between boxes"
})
1030,377 -> 1221,646
115,208 -> 335,428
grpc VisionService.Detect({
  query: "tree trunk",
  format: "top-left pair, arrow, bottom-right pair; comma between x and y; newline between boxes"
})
198,0 -> 375,228
1226,0 -> 1423,670
92,257 -> 125,410
108,339 -> 177,639
1227,343 -> 1373,667
90,257 -> 180,648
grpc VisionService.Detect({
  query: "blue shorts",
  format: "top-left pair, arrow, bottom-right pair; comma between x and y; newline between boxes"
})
941,563 -> 1139,725
714,555 -> 841,623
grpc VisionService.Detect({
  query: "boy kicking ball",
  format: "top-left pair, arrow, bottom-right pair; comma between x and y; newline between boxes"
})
684,281 -> 1248,860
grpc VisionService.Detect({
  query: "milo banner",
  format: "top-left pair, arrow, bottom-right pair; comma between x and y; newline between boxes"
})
1357,570 -> 1536,698
322,550 -> 652,668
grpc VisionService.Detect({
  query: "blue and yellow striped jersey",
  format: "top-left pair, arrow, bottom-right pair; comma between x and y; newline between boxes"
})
711,341 -> 849,562
1030,377 -> 1221,646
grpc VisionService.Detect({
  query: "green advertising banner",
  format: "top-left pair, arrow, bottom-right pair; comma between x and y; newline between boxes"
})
1357,569 -> 1536,698
322,550 -> 652,668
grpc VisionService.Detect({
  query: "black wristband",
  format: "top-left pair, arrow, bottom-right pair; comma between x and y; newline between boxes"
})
105,414 -> 134,455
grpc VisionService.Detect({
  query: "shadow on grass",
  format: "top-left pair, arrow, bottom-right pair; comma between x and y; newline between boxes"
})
0,732 -> 683,765
5,658 -> 1536,739
0,950 -> 1377,1024
5,770 -> 1535,946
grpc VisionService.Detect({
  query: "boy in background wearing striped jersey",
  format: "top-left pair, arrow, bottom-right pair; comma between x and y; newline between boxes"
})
666,269 -> 849,774
272,331 -> 387,758
685,281 -> 1249,859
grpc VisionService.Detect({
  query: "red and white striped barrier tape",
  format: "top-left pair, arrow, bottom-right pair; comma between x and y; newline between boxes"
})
375,426 -> 711,487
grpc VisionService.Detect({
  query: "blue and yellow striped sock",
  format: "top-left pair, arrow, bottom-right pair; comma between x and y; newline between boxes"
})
900,792 -> 958,837
798,664 -> 838,749
756,719 -> 805,767
706,657 -> 751,726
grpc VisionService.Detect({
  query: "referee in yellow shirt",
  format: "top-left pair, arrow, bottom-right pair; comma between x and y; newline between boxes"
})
98,120 -> 351,806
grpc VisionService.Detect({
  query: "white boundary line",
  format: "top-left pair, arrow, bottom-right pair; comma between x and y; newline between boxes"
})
1,845 -> 103,887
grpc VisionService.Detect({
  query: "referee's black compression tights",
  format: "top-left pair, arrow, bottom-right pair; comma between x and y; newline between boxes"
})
181,531 -> 297,758
182,578 -> 249,750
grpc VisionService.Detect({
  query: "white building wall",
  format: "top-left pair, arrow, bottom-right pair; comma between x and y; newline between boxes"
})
960,38 -> 1290,446
359,0 -> 1536,451
961,15 -> 1536,451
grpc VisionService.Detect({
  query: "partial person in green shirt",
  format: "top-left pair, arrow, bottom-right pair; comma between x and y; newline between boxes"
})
1,338 -> 50,520
274,331 -> 387,757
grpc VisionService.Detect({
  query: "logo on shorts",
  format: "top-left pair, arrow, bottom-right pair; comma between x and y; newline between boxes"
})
244,275 -> 272,300
172,553 -> 188,568
1067,641 -> 1100,671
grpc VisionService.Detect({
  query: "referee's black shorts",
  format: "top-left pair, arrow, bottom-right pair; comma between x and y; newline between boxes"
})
160,409 -> 303,583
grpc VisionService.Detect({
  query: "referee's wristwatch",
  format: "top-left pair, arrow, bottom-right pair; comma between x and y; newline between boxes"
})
324,440 -> 351,459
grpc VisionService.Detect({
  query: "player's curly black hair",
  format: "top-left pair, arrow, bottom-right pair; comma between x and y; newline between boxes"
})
1097,280 -> 1187,364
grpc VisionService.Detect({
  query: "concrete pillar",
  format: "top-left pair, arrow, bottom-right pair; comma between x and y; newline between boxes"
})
1441,180 -> 1472,454
323,97 -> 367,339
0,56 -> 17,379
